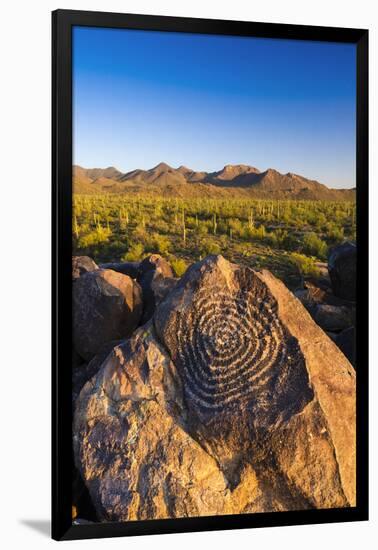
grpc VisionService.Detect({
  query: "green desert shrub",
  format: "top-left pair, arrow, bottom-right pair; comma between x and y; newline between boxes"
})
234,242 -> 252,257
217,219 -> 229,235
325,223 -> 344,245
107,239 -> 128,257
289,252 -> 320,278
196,222 -> 208,236
78,226 -> 112,248
253,224 -> 266,241
302,232 -> 328,259
267,228 -> 289,249
171,257 -> 188,277
152,219 -> 170,234
147,233 -> 170,255
122,243 -> 144,262
200,239 -> 222,256
228,218 -> 244,238
132,226 -> 149,243
219,234 -> 229,248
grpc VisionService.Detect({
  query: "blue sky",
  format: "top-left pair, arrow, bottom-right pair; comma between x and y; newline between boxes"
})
73,27 -> 356,188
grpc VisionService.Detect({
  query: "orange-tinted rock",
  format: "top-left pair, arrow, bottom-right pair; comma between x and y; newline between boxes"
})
72,255 -> 98,280
74,256 -> 355,521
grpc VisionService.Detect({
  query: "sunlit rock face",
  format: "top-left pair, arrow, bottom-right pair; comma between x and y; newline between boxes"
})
74,255 -> 356,522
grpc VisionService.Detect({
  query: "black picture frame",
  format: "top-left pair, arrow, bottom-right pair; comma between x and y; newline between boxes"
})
52,9 -> 369,541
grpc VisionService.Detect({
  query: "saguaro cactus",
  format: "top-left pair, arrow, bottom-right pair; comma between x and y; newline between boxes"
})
248,208 -> 254,229
182,208 -> 186,244
73,214 -> 79,239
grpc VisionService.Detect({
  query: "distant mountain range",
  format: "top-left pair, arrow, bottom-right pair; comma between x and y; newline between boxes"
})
73,163 -> 355,201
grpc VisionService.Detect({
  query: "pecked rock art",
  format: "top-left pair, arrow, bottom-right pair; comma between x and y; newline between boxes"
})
74,255 -> 356,522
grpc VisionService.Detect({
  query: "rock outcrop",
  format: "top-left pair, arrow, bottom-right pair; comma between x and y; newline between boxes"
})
313,304 -> 354,332
137,254 -> 176,323
99,261 -> 140,279
294,272 -> 355,362
72,340 -> 122,409
72,255 -> 98,280
74,255 -> 356,522
328,242 -> 356,301
138,254 -> 174,280
73,269 -> 143,361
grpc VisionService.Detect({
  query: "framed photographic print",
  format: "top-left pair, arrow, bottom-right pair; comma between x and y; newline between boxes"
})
52,9 -> 368,541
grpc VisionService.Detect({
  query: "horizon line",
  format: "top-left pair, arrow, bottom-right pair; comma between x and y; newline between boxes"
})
73,161 -> 356,190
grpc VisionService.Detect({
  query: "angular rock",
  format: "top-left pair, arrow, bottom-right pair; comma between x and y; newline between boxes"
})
328,242 -> 356,301
99,261 -> 140,279
296,280 -> 352,309
304,279 -> 330,302
313,304 -> 354,332
73,269 -> 143,361
72,340 -> 122,409
314,262 -> 331,280
72,255 -> 98,280
138,254 -> 174,280
74,255 -> 356,522
137,255 -> 176,323
74,327 -> 232,521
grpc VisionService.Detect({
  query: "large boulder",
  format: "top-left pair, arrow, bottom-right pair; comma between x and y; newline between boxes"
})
99,261 -> 140,279
74,327 -> 232,521
74,256 -> 355,522
137,255 -> 176,323
313,304 -> 354,332
328,242 -> 356,301
73,269 -> 143,361
72,255 -> 98,280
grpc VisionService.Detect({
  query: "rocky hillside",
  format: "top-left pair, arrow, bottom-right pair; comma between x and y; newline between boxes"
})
72,248 -> 356,524
73,163 -> 355,201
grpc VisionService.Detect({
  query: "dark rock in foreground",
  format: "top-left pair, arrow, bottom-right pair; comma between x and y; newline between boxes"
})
73,269 -> 142,361
137,254 -> 176,323
313,304 -> 354,332
72,255 -> 98,280
72,467 -> 98,523
328,242 -> 356,301
74,255 -> 355,521
336,326 -> 356,368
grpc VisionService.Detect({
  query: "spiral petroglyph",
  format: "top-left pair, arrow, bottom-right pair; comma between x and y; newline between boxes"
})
153,257 -> 307,416
174,281 -> 290,412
